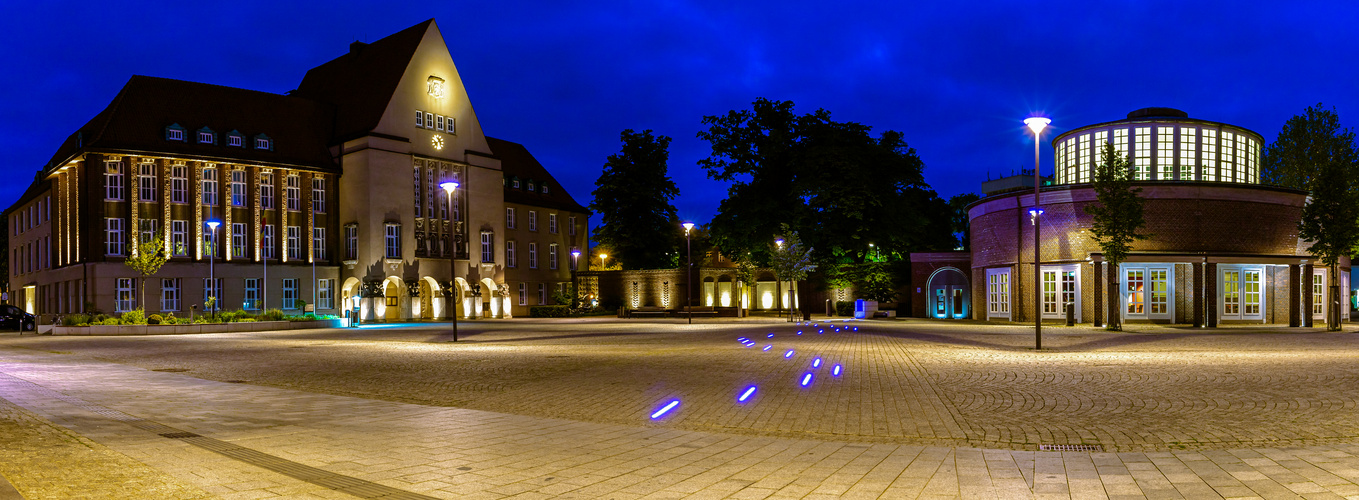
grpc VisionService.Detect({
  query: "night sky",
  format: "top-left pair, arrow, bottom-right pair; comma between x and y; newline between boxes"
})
3,2 -> 1357,227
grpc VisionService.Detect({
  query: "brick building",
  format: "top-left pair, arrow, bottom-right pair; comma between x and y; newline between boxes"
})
4,19 -> 588,321
913,108 -> 1351,326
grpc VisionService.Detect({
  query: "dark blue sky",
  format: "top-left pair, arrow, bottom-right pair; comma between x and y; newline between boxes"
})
3,2 -> 1357,225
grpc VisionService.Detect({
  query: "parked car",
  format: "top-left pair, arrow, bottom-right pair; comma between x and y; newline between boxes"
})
0,305 -> 35,331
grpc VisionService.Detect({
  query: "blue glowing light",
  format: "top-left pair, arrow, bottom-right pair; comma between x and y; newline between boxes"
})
797,331 -> 803,335
812,358 -> 822,368
832,364 -> 842,376
818,329 -> 824,334
651,400 -> 680,419
784,350 -> 795,358
737,337 -> 747,342
767,333 -> 774,338
801,373 -> 813,386
853,327 -> 859,331
762,345 -> 772,351
738,386 -> 757,402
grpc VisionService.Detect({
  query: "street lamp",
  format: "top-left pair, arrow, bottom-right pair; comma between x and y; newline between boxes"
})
774,236 -> 786,319
206,218 -> 221,319
1024,116 -> 1050,350
682,222 -> 694,324
868,242 -> 876,262
439,180 -> 459,342
571,248 -> 581,308
599,253 -> 608,271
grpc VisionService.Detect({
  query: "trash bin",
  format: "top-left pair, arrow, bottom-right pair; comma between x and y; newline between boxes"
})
1065,302 -> 1075,326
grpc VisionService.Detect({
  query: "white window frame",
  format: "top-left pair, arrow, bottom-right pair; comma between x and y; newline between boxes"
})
170,165 -> 188,203
529,242 -> 538,269
255,137 -> 271,150
345,224 -> 358,260
1041,264 -> 1081,321
312,177 -> 326,213
285,175 -> 300,211
1218,264 -> 1264,322
282,278 -> 298,309
985,268 -> 1010,320
1313,269 -> 1327,321
549,214 -> 558,234
507,240 -> 517,268
317,279 -> 334,310
260,171 -> 275,209
201,167 -> 218,206
1121,264 -> 1174,321
139,162 -> 157,202
262,224 -> 275,259
549,243 -> 558,270
231,223 -> 246,258
287,226 -> 301,260
198,131 -> 214,144
116,278 -> 134,312
105,218 -> 125,256
105,161 -> 124,201
415,110 -> 424,128
313,227 -> 325,260
228,134 -> 243,147
231,170 -> 246,206
538,283 -> 546,305
244,278 -> 261,310
528,211 -> 537,231
167,128 -> 184,141
518,283 -> 527,306
507,208 -> 516,229
385,224 -> 401,259
171,220 -> 188,256
481,232 -> 493,263
161,278 -> 180,312
203,278 -> 222,309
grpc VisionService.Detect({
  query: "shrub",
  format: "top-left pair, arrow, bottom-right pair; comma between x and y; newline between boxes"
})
161,314 -> 179,325
193,315 -> 211,324
260,308 -> 286,321
235,318 -> 256,322
529,305 -> 572,318
92,313 -> 110,324
62,314 -> 90,327
98,317 -> 122,326
147,314 -> 163,325
120,309 -> 147,325
835,301 -> 855,317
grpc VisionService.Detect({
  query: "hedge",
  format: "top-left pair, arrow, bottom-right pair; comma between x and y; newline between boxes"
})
529,305 -> 572,318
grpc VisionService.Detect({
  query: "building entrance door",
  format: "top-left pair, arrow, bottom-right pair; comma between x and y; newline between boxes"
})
927,268 -> 968,319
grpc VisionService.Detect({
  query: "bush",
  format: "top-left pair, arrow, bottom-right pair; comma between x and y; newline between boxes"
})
160,314 -> 179,325
147,314 -> 163,325
529,305 -> 572,318
98,317 -> 122,326
92,313 -> 110,324
193,315 -> 211,324
835,301 -> 855,317
120,309 -> 147,325
260,308 -> 286,321
62,314 -> 90,327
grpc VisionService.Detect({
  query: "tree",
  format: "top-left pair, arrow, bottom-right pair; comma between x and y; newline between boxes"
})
1085,142 -> 1149,331
769,224 -> 815,321
948,193 -> 981,250
590,129 -> 681,270
1263,104 -> 1359,331
124,234 -> 176,312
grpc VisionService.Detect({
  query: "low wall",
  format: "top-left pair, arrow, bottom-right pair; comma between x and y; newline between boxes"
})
46,319 -> 345,336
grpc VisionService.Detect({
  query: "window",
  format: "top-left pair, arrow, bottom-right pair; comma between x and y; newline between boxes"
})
527,181 -> 535,192
480,232 -> 493,263
512,178 -> 520,189
244,278 -> 261,310
413,165 -> 422,216
541,184 -> 548,194
436,115 -> 445,131
317,279 -> 334,309
260,171 -> 275,209
345,224 -> 357,260
255,135 -> 271,150
1236,134 -> 1249,183
232,223 -> 246,258
202,226 -> 219,258
172,220 -> 188,256
1247,138 -> 1258,183
105,161 -> 124,201
1180,127 -> 1197,181
161,278 -> 180,311
166,126 -> 184,141
424,112 -> 434,130
518,283 -> 527,306
507,240 -> 517,268
1202,130 -> 1218,182
385,224 -> 401,259
415,111 -> 424,128
538,283 -> 546,305
116,278 -> 134,312
1222,131 -> 1237,182
198,130 -> 215,144
287,226 -> 301,260
201,167 -> 218,205
1133,127 -> 1151,181
549,243 -> 558,270
1126,269 -> 1145,315
227,134 -> 243,147
105,218 -> 125,256
529,211 -> 537,231
312,177 -> 326,213
138,219 -> 158,245
426,168 -> 435,218
262,224 -> 275,259
1313,270 -> 1326,319
507,208 -> 517,229
139,162 -> 157,201
549,214 -> 557,234
231,170 -> 246,206
986,268 -> 1010,319
203,278 -> 222,310
529,242 -> 538,269
313,227 -> 325,260
1124,265 -> 1172,320
446,117 -> 455,134
1157,127 -> 1174,180
170,165 -> 187,203
569,216 -> 576,236
282,279 -> 298,309
285,175 -> 300,211
1149,269 -> 1168,315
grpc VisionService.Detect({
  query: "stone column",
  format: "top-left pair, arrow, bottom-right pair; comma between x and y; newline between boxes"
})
1288,264 -> 1300,327
1205,263 -> 1218,328
1092,261 -> 1104,327
1192,262 -> 1204,327
1303,263 -> 1315,328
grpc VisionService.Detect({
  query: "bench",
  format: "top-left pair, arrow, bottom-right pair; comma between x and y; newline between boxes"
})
680,306 -> 719,317
628,306 -> 670,318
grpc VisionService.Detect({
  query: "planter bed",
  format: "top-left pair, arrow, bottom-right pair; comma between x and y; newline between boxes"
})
47,319 -> 344,336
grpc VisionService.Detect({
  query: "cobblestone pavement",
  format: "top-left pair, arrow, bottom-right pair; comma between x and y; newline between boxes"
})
1,318 -> 1358,498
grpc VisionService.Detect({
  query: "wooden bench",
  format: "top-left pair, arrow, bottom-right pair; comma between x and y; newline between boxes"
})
628,306 -> 670,318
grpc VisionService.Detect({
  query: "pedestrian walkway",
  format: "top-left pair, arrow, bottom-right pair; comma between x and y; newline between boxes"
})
3,346 -> 1359,499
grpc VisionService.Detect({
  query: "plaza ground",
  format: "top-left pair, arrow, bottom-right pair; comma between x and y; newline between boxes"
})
2,318 -> 1358,499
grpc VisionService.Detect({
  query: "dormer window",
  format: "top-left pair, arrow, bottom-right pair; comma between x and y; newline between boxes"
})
254,134 -> 272,150
226,130 -> 244,147
197,127 -> 215,144
541,184 -> 549,194
527,181 -> 535,192
165,123 -> 186,141
511,177 -> 520,189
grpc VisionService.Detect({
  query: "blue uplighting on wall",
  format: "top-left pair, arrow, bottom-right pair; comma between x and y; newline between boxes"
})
651,400 -> 680,419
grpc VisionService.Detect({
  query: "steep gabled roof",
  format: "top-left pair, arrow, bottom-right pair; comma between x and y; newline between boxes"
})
44,75 -> 336,172
489,137 -> 589,214
293,19 -> 433,143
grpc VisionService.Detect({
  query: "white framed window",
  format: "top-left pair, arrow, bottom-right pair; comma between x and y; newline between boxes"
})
1120,264 -> 1172,321
529,242 -> 538,269
231,170 -> 246,206
549,243 -> 558,270
198,130 -> 215,144
518,283 -> 527,306
1180,127 -> 1197,181
549,214 -> 557,234
1040,264 -> 1080,321
317,279 -> 334,309
228,134 -> 243,147
985,268 -> 1010,319
232,223 -> 246,258
260,171 -> 275,209
116,278 -> 134,312
481,232 -> 493,263
313,227 -> 325,260
166,128 -> 184,141
287,225 -> 301,260
105,218 -> 125,256
285,175 -> 300,211
170,164 -> 188,203
507,240 -> 517,268
415,110 -> 424,128
1222,131 -> 1237,182
171,220 -> 188,256
569,216 -> 576,236
255,137 -> 271,150
385,224 -> 401,259
413,166 -> 422,216
201,167 -> 218,206
139,218 -> 158,245
312,177 -> 326,213
282,278 -> 298,309
538,283 -> 546,305
1157,127 -> 1174,180
424,112 -> 434,130
203,278 -> 222,310
1313,269 -> 1327,320
105,161 -> 124,201
202,226 -> 219,258
262,224 -> 275,259
1218,265 -> 1263,321
345,224 -> 358,260
446,117 -> 455,134
1202,130 -> 1218,182
139,162 -> 157,201
161,278 -> 180,311
436,115 -> 445,131
244,278 -> 261,310
507,208 -> 516,229
528,211 -> 537,231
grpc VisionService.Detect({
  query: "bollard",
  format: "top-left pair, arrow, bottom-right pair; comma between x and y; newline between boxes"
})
1065,302 -> 1075,326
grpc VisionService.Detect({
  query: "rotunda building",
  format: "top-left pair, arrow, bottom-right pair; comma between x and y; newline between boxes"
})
941,108 -> 1350,327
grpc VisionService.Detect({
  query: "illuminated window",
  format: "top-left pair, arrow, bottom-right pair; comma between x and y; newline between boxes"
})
1221,131 -> 1236,182
413,164 -> 422,216
228,133 -> 243,147
166,124 -> 185,141
198,129 -> 215,144
1112,128 -> 1129,177
1133,127 -> 1151,180
139,219 -> 158,244
201,167 -> 218,206
507,240 -> 517,268
317,279 -> 334,309
1236,135 -> 1248,183
1247,138 -> 1258,183
1179,127 -> 1197,181
1040,265 -> 1079,319
262,224 -> 275,259
415,110 -> 424,128
254,135 -> 271,150
244,278 -> 260,310
285,174 -> 300,211
507,208 -> 516,229
1202,130 -> 1218,181
105,218 -> 124,256
424,113 -> 434,130
172,164 -> 190,201
312,177 -> 326,213
1313,270 -> 1326,319
260,171 -> 275,209
986,268 -> 1010,319
1157,127 -> 1174,180
172,220 -> 188,256
138,162 -> 157,201
105,161 -> 124,201
446,117 -> 455,134
1078,134 -> 1091,183
385,224 -> 400,259
1126,269 -> 1144,314
426,168 -> 435,218
282,279 -> 298,309
1042,270 -> 1058,314
232,223 -> 246,258
116,278 -> 134,312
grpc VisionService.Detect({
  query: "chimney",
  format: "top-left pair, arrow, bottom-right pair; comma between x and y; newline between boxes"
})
349,41 -> 367,54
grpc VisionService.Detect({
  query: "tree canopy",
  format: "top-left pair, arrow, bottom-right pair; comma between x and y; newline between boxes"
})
589,129 -> 682,270
1085,142 -> 1149,330
948,192 -> 981,251
698,98 -> 954,268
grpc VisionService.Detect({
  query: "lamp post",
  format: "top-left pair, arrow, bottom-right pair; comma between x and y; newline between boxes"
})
439,180 -> 460,342
1024,116 -> 1050,350
599,253 -> 608,271
682,222 -> 694,324
571,248 -> 581,309
868,242 -> 876,262
206,218 -> 221,319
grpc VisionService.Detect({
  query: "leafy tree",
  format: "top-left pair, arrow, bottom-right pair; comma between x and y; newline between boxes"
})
854,263 -> 898,303
590,129 -> 681,270
1263,104 -> 1359,330
124,234 -> 178,311
948,192 -> 982,250
769,224 -> 815,321
1084,142 -> 1149,331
